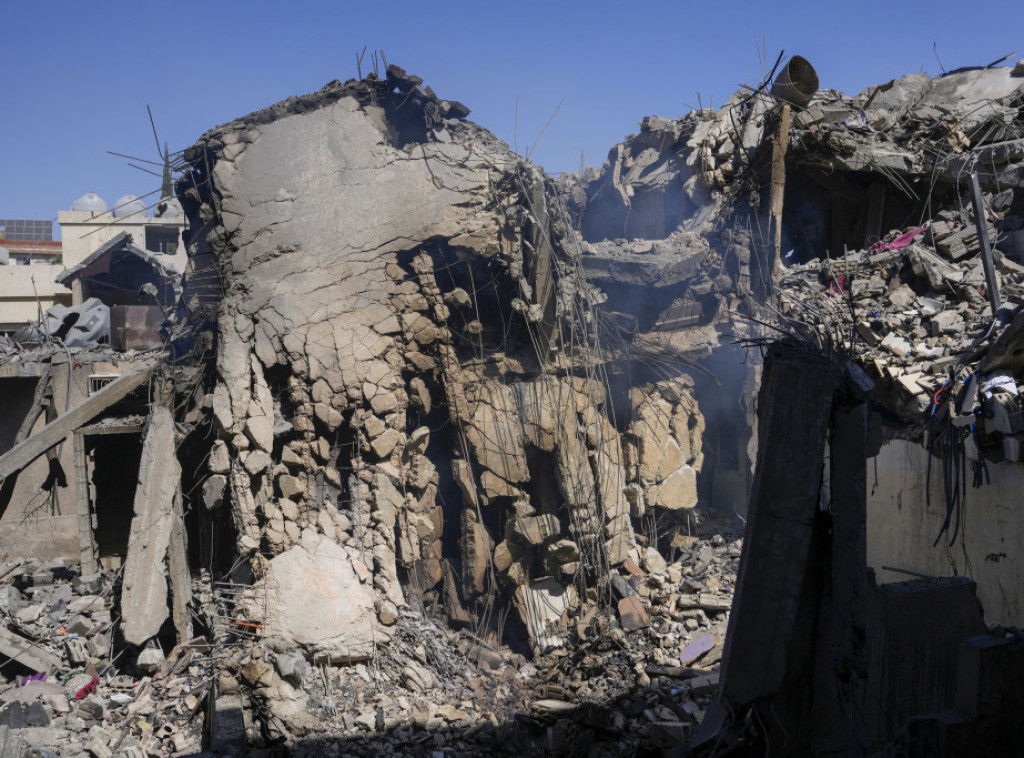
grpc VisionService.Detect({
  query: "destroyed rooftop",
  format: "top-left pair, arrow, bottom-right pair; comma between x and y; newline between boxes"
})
0,58 -> 1023,757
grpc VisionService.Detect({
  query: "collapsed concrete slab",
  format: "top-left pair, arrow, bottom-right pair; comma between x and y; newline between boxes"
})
120,406 -> 183,646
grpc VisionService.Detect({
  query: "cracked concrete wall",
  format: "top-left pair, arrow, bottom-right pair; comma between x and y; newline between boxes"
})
178,67 -> 705,653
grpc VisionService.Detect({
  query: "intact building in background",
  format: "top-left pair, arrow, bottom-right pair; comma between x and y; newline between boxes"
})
0,192 -> 187,337
57,191 -> 188,290
0,219 -> 67,333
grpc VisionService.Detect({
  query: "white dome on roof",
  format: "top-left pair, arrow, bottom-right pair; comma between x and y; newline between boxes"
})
154,196 -> 183,219
112,194 -> 147,218
71,192 -> 108,213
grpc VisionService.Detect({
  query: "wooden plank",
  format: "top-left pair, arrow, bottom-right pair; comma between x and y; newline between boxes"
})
0,360 -> 156,481
768,102 -> 792,280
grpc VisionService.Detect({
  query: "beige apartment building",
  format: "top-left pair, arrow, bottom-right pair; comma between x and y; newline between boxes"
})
0,192 -> 186,335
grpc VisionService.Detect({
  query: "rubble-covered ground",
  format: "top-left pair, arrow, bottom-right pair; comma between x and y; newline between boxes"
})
0,522 -> 741,757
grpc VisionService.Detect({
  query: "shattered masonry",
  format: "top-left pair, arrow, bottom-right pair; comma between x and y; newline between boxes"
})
175,64 -> 707,662
0,58 -> 1023,755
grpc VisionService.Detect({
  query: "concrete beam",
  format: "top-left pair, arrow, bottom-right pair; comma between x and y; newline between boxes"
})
121,406 -> 181,646
719,348 -> 838,705
0,626 -> 62,673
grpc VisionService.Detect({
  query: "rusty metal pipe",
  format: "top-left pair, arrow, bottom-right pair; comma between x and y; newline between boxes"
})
771,56 -> 819,107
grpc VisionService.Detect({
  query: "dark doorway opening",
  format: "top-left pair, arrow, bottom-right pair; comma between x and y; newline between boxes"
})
87,431 -> 143,563
0,378 -> 39,454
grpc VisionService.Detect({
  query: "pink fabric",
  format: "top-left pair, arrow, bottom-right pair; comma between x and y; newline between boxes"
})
868,225 -> 928,254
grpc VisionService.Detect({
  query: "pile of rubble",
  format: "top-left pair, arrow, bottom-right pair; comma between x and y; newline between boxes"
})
770,180 -> 1024,485
209,523 -> 742,755
778,208 -> 1024,434
6,52 -> 1024,756
174,63 -> 712,676
0,560 -> 211,758
0,524 -> 741,756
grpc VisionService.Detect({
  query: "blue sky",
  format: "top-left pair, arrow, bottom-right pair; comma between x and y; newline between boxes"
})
1,0 -> 1020,229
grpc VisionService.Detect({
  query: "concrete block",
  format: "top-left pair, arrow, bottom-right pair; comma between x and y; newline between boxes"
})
1003,435 -> 1023,462
956,634 -> 1013,719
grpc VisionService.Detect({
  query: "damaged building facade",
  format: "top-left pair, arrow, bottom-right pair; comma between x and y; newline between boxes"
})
0,57 -> 1022,755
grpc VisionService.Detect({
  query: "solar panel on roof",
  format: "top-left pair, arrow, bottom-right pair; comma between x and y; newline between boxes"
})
0,219 -> 53,241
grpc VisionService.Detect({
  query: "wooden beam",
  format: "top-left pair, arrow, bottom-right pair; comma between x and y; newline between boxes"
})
768,103 -> 792,282
0,360 -> 157,482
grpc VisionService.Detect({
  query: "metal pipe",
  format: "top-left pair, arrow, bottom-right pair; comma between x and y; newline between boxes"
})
968,171 -> 1002,315
771,56 -> 819,107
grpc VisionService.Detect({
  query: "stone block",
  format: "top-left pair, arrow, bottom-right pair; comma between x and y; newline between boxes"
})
511,514 -> 559,546
642,546 -> 668,575
277,474 -> 307,501
243,451 -> 271,475
371,429 -> 401,459
250,534 -> 378,656
652,466 -> 698,509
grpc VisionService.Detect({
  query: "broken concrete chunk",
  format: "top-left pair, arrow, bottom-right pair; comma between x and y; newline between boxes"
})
121,408 -> 180,646
652,467 -> 698,509
617,595 -> 650,631
370,429 -> 401,459
202,474 -> 227,510
369,392 -> 399,415
642,546 -> 668,575
888,285 -> 917,309
547,539 -> 580,565
930,309 -> 964,336
281,445 -> 304,468
880,332 -> 913,357
209,440 -> 230,475
276,474 -> 307,501
514,579 -> 576,651
511,514 -> 560,546
408,377 -> 432,413
404,426 -> 430,457
364,414 -> 386,440
243,450 -> 272,475
251,533 -> 379,656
